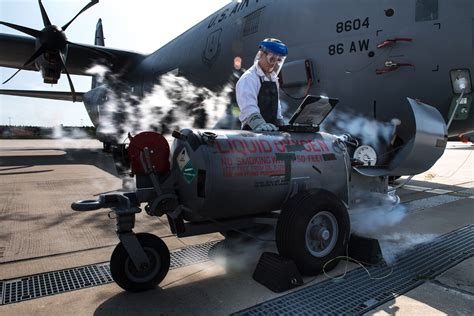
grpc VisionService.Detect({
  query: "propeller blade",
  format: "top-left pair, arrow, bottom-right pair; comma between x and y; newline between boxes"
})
59,51 -> 77,102
2,69 -> 22,85
38,0 -> 52,27
23,45 -> 47,66
0,21 -> 41,38
67,41 -> 115,60
2,45 -> 46,85
62,0 -> 99,31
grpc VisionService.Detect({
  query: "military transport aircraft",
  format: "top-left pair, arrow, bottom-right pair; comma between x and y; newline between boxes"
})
0,0 -> 473,144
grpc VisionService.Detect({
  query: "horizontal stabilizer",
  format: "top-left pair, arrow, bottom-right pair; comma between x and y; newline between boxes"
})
0,89 -> 84,102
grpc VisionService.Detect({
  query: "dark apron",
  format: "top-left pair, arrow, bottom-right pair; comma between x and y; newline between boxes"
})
243,77 -> 279,130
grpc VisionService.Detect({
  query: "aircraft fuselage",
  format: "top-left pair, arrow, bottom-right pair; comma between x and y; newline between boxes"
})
110,0 -> 473,136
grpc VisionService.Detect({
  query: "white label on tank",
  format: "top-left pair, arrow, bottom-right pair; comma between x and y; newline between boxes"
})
177,148 -> 190,171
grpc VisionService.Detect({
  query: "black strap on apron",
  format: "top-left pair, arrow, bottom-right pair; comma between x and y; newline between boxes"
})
243,76 -> 279,130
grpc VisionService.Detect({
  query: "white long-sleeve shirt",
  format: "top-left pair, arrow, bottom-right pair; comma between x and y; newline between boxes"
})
235,63 -> 283,125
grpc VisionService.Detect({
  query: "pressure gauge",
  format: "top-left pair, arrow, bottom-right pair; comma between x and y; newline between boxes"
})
353,145 -> 377,166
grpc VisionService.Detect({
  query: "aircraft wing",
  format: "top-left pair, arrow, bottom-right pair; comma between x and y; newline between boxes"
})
0,89 -> 84,102
0,33 -> 146,76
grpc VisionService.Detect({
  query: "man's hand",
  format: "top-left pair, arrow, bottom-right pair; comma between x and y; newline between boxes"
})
275,118 -> 286,127
246,113 -> 278,132
256,122 -> 278,132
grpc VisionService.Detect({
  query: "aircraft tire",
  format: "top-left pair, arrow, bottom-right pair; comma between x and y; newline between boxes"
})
110,233 -> 170,292
389,176 -> 401,183
102,142 -> 112,153
276,190 -> 350,275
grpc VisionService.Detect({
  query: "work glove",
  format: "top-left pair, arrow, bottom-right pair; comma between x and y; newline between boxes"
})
246,113 -> 278,132
275,118 -> 286,127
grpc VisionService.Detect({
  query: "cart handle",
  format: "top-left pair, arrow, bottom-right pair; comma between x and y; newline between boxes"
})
71,199 -> 103,212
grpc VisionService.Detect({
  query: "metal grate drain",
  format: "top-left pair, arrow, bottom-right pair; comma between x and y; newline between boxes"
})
170,240 -> 219,269
233,225 -> 474,315
2,263 -> 112,305
1,240 -> 219,305
404,195 -> 463,212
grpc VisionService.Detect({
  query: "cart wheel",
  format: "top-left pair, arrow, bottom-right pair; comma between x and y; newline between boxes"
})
276,190 -> 350,275
110,233 -> 170,292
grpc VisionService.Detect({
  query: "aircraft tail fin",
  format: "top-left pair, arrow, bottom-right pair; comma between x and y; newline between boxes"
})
94,18 -> 105,46
92,18 -> 105,89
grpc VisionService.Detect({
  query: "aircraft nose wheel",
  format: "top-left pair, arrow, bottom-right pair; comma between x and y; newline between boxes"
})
110,233 -> 170,292
276,190 -> 350,275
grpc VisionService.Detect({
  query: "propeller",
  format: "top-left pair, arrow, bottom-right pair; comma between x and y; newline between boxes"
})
2,45 -> 46,85
0,0 -> 102,102
38,0 -> 52,27
62,0 -> 99,31
59,51 -> 76,101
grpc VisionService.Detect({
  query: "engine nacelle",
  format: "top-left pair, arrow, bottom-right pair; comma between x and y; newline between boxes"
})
38,50 -> 63,84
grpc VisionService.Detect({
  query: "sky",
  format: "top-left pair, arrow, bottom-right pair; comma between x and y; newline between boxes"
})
0,0 -> 231,126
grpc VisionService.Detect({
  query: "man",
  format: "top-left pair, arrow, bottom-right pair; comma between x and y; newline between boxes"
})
236,38 -> 288,131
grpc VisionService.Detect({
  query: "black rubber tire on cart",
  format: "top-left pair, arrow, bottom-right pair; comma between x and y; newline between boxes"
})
110,233 -> 170,292
276,190 -> 350,275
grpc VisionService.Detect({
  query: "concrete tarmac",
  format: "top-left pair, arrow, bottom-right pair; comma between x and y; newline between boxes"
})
0,139 -> 472,315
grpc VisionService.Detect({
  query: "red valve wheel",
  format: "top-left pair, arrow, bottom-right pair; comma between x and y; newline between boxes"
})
128,132 -> 170,175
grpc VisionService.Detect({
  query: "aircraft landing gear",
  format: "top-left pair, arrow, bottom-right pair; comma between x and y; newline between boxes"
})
389,176 -> 401,183
102,142 -> 112,153
110,232 -> 170,292
112,144 -> 130,176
